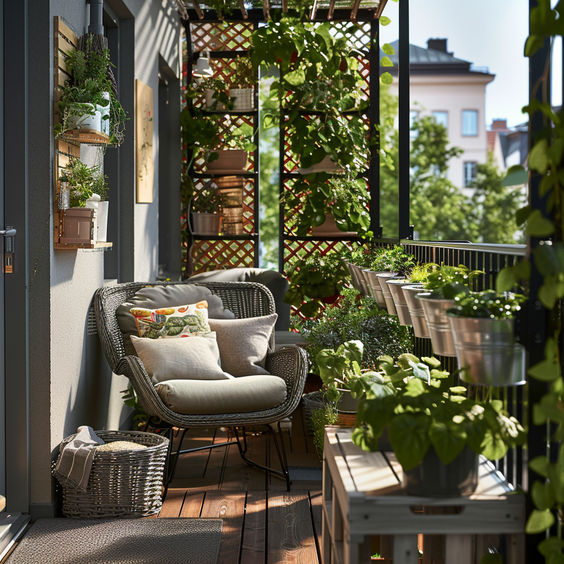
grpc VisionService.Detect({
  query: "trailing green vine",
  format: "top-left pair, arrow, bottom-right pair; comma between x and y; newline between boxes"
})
495,2 -> 564,559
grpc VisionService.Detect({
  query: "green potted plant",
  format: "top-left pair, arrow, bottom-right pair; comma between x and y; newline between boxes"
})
284,175 -> 371,238
447,290 -> 527,386
56,36 -> 126,145
57,158 -> 109,245
369,246 -> 416,316
352,353 -> 526,496
198,76 -> 230,111
230,55 -> 255,111
401,263 -> 439,338
284,252 -> 350,318
416,264 -> 482,356
187,179 -> 224,236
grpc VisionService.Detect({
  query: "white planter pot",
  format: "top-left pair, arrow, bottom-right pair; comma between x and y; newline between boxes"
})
230,87 -> 254,111
96,201 -> 109,242
205,89 -> 225,110
97,92 -> 111,137
67,102 -> 102,133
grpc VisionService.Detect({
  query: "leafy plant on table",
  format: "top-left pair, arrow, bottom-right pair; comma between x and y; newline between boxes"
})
423,263 -> 483,299
352,353 -> 526,471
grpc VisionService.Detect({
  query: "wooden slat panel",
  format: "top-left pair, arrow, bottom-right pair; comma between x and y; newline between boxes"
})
268,491 -> 318,564
201,491 -> 246,564
240,491 -> 266,564
55,16 -> 78,46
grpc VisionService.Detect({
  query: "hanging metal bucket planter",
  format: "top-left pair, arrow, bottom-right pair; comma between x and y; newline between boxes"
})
363,270 -> 387,307
376,272 -> 399,315
387,279 -> 412,326
190,212 -> 221,236
346,263 -> 364,293
355,267 -> 371,296
416,293 -> 456,356
401,285 -> 429,338
448,315 -> 526,386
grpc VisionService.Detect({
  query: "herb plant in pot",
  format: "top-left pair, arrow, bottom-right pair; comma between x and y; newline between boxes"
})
189,181 -> 224,236
447,290 -> 527,386
402,263 -> 438,338
56,36 -> 126,144
416,264 -> 482,356
230,56 -> 255,111
352,353 -> 527,496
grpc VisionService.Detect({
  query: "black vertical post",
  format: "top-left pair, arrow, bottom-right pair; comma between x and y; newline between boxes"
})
278,64 -> 285,274
368,19 -> 381,239
525,0 -> 551,560
398,0 -> 410,240
253,21 -> 260,268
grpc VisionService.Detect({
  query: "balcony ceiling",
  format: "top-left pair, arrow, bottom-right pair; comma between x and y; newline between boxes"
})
176,0 -> 387,22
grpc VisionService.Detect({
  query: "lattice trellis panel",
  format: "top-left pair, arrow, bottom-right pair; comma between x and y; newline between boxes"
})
329,21 -> 371,51
191,22 -> 254,52
191,239 -> 256,273
192,113 -> 256,174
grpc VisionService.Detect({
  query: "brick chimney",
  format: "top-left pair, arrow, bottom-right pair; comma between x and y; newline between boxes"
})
491,119 -> 508,131
427,38 -> 449,53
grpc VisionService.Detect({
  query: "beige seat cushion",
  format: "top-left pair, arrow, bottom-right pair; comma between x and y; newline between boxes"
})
131,333 -> 232,384
155,375 -> 287,414
209,314 -> 277,377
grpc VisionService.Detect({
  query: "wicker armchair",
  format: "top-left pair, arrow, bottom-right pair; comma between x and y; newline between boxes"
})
94,280 -> 308,489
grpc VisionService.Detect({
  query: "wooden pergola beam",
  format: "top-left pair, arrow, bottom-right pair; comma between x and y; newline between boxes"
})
282,0 -> 288,12
310,0 -> 319,21
239,0 -> 248,19
263,0 -> 271,21
175,0 -> 189,20
350,0 -> 361,21
191,0 -> 204,19
327,0 -> 336,20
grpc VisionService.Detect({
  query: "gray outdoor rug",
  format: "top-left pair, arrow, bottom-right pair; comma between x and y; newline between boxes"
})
7,518 -> 223,564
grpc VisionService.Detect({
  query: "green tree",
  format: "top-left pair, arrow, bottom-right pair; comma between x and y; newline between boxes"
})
470,156 -> 525,244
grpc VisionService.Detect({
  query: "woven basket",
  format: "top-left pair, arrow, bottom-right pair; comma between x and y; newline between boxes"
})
59,430 -> 169,519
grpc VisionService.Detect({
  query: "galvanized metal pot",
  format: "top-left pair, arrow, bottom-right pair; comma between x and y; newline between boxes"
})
356,268 -> 371,297
403,446 -> 479,497
401,285 -> 429,338
416,293 -> 456,356
346,262 -> 363,293
448,315 -> 526,386
376,272 -> 399,315
387,279 -> 412,326
363,270 -> 387,308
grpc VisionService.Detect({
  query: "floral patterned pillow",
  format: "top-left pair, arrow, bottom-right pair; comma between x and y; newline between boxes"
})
130,301 -> 211,339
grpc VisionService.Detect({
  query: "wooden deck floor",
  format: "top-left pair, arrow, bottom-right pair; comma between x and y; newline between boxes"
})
158,404 -> 323,564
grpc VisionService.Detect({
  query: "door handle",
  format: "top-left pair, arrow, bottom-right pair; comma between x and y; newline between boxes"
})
1,226 -> 16,274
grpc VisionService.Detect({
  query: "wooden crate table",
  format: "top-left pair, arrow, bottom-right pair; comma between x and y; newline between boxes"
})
322,427 -> 525,564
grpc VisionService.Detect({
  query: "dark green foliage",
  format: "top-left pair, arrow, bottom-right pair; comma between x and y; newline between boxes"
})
299,289 -> 412,372
60,158 -> 109,207
447,291 -> 526,319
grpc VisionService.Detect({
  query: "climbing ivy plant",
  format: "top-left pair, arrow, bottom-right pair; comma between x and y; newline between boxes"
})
495,1 -> 564,560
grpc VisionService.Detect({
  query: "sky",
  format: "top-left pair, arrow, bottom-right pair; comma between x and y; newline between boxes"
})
380,0 -> 547,128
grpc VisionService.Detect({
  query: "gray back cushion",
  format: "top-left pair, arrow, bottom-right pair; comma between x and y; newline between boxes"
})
116,284 -> 235,354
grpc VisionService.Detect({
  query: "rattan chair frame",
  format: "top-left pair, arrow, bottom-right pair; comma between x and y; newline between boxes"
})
94,281 -> 308,489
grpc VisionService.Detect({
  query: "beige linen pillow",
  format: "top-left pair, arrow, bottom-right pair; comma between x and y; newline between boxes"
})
131,333 -> 233,384
208,314 -> 277,377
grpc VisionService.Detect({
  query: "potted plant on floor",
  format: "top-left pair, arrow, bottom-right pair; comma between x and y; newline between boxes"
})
56,36 -> 127,145
352,353 -> 526,496
416,264 -> 482,356
447,290 -> 527,386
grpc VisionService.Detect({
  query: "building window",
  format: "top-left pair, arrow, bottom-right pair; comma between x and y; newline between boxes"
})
463,161 -> 477,187
462,110 -> 478,136
432,111 -> 448,129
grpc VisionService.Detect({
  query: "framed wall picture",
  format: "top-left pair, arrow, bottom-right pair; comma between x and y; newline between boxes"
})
135,79 -> 154,203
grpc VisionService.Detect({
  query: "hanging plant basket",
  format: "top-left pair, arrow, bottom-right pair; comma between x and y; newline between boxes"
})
448,315 -> 526,386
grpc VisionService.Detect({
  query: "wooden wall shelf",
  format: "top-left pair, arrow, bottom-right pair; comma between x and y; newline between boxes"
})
54,242 -> 113,250
58,129 -> 111,146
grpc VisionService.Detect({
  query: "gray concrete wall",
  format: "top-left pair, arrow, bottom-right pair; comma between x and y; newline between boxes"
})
37,0 -> 182,516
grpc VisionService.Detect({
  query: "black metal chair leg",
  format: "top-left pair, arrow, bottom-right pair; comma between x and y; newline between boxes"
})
233,425 -> 292,491
166,427 -> 188,486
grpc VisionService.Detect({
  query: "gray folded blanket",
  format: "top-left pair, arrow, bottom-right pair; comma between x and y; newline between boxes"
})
53,426 -> 104,491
